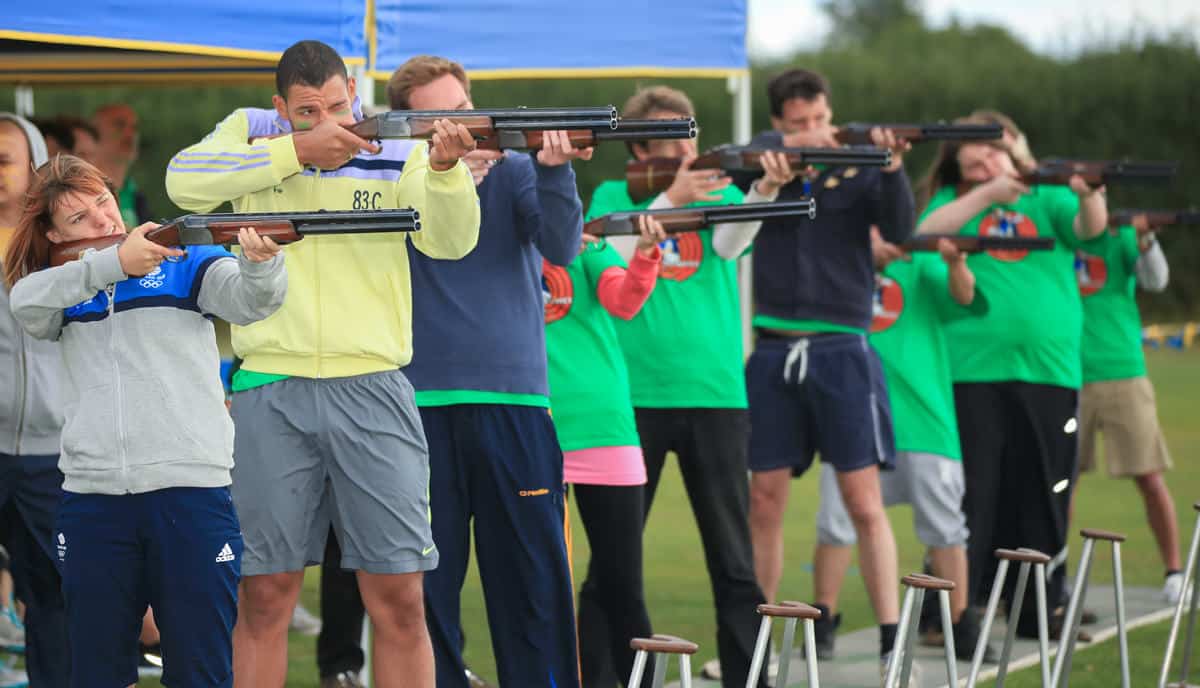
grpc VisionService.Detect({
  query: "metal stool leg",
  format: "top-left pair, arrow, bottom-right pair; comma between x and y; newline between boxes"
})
746,616 -> 772,688
1114,541 -> 1130,688
1160,504 -> 1200,688
884,582 -> 918,688
996,561 -> 1031,688
630,649 -> 650,688
888,574 -> 956,688
746,602 -> 822,688
1054,528 -> 1129,688
630,635 -> 699,688
1053,537 -> 1095,687
969,558 -> 1011,687
1034,560 -> 1053,688
938,588 -> 959,688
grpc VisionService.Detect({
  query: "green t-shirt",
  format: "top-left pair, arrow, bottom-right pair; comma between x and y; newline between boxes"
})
921,185 -> 1084,388
869,254 -> 987,460
117,176 -> 141,229
1077,226 -> 1146,383
586,180 -> 747,408
544,242 -> 640,451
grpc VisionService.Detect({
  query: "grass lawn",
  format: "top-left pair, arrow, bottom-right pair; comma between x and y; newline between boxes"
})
139,347 -> 1200,687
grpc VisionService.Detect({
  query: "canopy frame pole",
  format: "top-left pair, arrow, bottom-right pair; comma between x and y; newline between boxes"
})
14,85 -> 34,117
729,70 -> 754,356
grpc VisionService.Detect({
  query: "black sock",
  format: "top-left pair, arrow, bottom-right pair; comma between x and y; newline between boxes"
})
1167,569 -> 1183,578
814,603 -> 831,621
880,623 -> 898,656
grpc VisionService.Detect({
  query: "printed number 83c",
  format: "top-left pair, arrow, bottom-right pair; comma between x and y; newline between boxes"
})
353,190 -> 383,210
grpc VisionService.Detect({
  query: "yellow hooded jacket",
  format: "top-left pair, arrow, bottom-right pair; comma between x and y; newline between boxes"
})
166,107 -> 480,378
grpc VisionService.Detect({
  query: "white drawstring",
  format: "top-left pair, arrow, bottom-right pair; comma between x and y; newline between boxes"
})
782,338 -> 810,384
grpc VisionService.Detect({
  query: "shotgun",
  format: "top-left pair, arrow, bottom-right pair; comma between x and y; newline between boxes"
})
626,144 -> 890,202
584,200 -> 817,237
49,209 -> 420,267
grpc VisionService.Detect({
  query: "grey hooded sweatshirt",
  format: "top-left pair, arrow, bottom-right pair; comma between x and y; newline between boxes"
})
9,243 -> 286,494
0,112 -> 60,457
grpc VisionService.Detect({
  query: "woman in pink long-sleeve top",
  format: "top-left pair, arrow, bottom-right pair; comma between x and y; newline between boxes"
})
544,215 -> 664,688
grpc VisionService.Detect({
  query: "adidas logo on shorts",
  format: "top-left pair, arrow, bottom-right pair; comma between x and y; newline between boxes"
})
215,543 -> 235,563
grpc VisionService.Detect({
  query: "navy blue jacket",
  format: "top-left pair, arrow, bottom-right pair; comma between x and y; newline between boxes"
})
735,129 -> 915,330
406,152 -> 583,400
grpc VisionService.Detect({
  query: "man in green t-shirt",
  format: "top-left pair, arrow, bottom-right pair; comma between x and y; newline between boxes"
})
811,229 -> 996,662
579,85 -> 791,688
92,103 -> 150,226
915,115 -> 1108,639
1075,216 -> 1181,602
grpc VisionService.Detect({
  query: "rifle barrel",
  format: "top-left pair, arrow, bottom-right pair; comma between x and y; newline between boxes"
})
595,200 -> 816,235
377,106 -> 618,130
593,118 -> 697,142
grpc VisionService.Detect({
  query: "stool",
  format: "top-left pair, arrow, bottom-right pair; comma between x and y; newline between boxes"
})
1158,502 -> 1200,688
746,601 -> 822,688
968,548 -> 1052,688
629,634 -> 699,688
884,574 -> 957,688
1052,528 -> 1129,688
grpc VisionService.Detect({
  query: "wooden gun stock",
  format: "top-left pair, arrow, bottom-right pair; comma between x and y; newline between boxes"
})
900,234 -> 1055,254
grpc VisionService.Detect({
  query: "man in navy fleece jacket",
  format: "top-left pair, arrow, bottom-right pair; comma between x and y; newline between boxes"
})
400,55 -> 585,688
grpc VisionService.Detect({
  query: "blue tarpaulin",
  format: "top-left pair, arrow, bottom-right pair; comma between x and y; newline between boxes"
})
1,0 -> 746,84
372,0 -> 748,79
1,0 -> 365,83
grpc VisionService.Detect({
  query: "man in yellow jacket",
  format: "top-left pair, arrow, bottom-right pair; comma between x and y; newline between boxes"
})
165,40 -> 480,688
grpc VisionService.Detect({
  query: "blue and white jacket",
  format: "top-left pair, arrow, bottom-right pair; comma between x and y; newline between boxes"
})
9,244 -> 286,495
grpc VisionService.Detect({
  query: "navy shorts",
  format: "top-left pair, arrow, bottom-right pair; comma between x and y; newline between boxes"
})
747,332 -> 895,475
56,486 -> 242,688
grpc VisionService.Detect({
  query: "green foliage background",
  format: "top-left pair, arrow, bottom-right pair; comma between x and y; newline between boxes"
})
4,17 -> 1199,319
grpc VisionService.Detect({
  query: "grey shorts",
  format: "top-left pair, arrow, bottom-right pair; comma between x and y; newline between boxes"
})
816,451 -> 967,548
230,369 -> 436,576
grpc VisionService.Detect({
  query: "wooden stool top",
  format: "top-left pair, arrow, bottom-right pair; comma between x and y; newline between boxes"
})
902,573 -> 956,591
995,548 -> 1052,564
630,635 -> 699,655
1080,527 -> 1127,542
757,601 -> 823,620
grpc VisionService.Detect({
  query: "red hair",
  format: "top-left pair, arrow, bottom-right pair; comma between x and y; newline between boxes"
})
3,154 -> 114,288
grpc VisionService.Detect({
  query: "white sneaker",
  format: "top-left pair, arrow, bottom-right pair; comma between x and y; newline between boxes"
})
290,603 -> 323,636
1164,572 -> 1190,606
881,651 -> 923,688
0,662 -> 27,688
700,658 -> 722,680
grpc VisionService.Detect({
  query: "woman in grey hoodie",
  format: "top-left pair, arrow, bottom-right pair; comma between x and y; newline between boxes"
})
0,111 -> 69,688
5,154 -> 287,688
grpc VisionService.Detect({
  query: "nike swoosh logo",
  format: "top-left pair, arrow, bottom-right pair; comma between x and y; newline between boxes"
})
423,545 -> 436,556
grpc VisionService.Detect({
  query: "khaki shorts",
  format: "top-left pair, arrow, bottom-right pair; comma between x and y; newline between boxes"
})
1079,376 -> 1172,478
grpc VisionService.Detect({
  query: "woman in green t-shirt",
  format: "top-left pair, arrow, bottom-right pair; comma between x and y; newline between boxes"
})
545,215 -> 665,688
914,113 -> 1108,638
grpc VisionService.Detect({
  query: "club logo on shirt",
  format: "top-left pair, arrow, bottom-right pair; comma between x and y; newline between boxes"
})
979,209 -> 1040,262
1075,251 -> 1108,297
870,274 -> 905,333
138,266 -> 165,289
542,260 -> 574,324
659,232 -> 703,282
